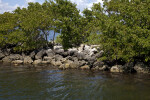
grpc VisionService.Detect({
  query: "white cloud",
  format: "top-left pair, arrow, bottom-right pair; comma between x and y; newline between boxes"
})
25,0 -> 36,3
0,1 -> 20,13
70,0 -> 103,12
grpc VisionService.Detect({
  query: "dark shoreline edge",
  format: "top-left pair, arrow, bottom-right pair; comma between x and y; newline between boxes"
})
0,44 -> 150,74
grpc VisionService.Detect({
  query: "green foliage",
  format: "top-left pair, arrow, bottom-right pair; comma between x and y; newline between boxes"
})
55,35 -> 62,44
84,0 -> 150,62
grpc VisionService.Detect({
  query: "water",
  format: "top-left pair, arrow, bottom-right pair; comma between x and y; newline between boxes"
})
0,64 -> 150,100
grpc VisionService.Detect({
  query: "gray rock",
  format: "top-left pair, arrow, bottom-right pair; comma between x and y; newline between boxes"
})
134,62 -> 149,73
2,54 -> 23,62
55,61 -> 62,66
54,54 -> 63,61
110,65 -> 124,73
35,49 -> 46,59
123,62 -> 135,73
12,60 -> 23,64
55,49 -> 64,55
41,61 -> 51,64
77,52 -> 86,60
43,56 -> 53,61
33,59 -> 42,65
0,52 -> 5,59
78,44 -> 84,52
80,65 -> 90,70
68,48 -> 78,56
24,56 -> 33,64
46,49 -> 54,57
29,51 -> 36,59
54,46 -> 63,50
93,61 -> 104,67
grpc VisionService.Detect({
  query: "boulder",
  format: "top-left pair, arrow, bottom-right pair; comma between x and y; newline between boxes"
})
46,49 -> 54,57
54,54 -> 63,61
95,50 -> 104,58
0,52 -> 5,59
43,56 -> 53,61
35,49 -> 46,59
24,56 -> 33,64
54,46 -> 63,51
12,60 -> 23,64
68,48 -> 78,56
92,65 -> 109,71
55,61 -> 62,66
55,49 -> 64,55
134,62 -> 149,73
41,61 -> 51,64
2,54 -> 23,62
33,59 -> 42,65
78,44 -> 84,52
123,62 -> 135,73
77,52 -> 86,60
93,61 -> 104,67
59,64 -> 65,69
80,65 -> 90,70
29,51 -> 36,59
110,65 -> 124,73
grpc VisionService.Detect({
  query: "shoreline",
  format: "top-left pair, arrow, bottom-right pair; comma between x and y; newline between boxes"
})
0,44 -> 150,74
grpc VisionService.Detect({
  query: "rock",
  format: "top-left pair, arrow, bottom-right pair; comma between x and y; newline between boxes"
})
134,62 -> 149,73
29,51 -> 36,59
55,49 -> 64,55
0,52 -> 5,59
43,56 -> 53,61
68,48 -> 78,56
123,62 -> 135,73
59,64 -> 65,69
2,54 -> 23,62
84,45 -> 90,51
93,61 -> 104,67
46,49 -> 54,57
24,56 -> 33,64
89,48 -> 98,56
78,44 -> 84,52
35,49 -> 46,59
54,55 -> 63,61
95,50 -> 104,58
99,65 -> 109,71
33,59 -> 42,65
80,65 -> 90,70
92,65 -> 109,71
12,60 -> 23,64
54,46 -> 63,50
2,56 -> 12,62
77,52 -> 86,60
110,65 -> 124,73
55,61 -> 62,66
41,61 -> 50,64
79,60 -> 87,67
69,61 -> 80,69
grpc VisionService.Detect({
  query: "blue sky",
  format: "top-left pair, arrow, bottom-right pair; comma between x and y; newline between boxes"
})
0,0 -> 103,14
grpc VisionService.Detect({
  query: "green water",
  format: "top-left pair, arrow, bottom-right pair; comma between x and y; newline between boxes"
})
0,64 -> 150,100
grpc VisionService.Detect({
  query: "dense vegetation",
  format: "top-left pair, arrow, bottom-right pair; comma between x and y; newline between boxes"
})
0,0 -> 150,63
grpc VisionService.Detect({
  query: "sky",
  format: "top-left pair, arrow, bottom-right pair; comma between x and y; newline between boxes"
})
0,0 -> 103,14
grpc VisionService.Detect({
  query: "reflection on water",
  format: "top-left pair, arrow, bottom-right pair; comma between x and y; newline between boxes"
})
0,64 -> 150,100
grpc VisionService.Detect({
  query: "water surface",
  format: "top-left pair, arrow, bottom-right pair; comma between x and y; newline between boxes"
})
0,64 -> 150,100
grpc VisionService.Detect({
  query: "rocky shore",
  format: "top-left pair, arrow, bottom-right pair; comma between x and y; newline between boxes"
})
0,44 -> 150,74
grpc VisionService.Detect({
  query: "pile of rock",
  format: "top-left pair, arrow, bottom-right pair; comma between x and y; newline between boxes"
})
0,44 -> 149,74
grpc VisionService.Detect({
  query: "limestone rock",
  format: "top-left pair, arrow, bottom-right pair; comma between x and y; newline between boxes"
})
134,62 -> 149,73
24,56 -> 33,64
80,65 -> 90,70
12,60 -> 23,64
33,59 -> 42,65
35,49 -> 46,59
110,65 -> 124,73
